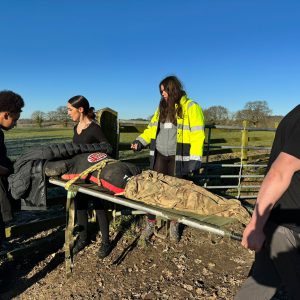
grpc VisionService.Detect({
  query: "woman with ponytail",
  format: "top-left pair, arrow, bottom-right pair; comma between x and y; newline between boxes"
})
67,95 -> 112,258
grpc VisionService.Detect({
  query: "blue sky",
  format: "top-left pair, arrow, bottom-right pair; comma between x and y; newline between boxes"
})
1,0 -> 300,119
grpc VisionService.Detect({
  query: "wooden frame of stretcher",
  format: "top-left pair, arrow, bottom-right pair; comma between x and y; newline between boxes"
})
49,178 -> 243,276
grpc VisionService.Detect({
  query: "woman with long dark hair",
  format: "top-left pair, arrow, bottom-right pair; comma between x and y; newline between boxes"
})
131,76 -> 205,245
67,95 -> 112,258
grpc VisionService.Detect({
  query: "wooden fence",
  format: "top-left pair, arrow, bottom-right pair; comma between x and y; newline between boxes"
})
5,111 -> 277,199
0,109 -> 277,264
117,118 -> 276,199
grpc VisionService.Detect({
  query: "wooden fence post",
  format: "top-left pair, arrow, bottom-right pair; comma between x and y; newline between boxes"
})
274,122 -> 278,139
241,120 -> 249,163
97,108 -> 119,159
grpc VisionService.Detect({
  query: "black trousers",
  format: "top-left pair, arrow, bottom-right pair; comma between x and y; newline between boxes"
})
0,213 -> 5,244
148,151 -> 175,221
0,176 -> 12,223
0,176 -> 12,244
76,194 -> 109,243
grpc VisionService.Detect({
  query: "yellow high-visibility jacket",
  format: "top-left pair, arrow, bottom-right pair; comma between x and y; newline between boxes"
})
137,95 -> 205,176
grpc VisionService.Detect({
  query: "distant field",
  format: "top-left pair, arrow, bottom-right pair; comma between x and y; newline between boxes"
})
5,127 -> 74,140
206,128 -> 275,147
121,129 -> 275,147
4,126 -> 276,160
5,127 -> 74,159
5,128 -> 274,145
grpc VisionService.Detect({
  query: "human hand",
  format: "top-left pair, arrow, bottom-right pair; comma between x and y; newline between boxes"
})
131,140 -> 142,151
188,161 -> 201,175
241,223 -> 266,252
131,143 -> 138,151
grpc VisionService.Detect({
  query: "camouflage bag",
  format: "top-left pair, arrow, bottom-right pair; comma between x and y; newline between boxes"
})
124,170 -> 251,225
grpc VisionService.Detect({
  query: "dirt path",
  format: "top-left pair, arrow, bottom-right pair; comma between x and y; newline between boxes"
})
0,221 -> 253,300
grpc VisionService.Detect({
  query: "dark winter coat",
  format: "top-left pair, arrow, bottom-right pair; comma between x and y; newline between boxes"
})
8,142 -> 112,210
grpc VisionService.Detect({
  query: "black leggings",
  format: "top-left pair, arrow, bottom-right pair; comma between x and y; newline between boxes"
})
76,194 -> 109,243
148,151 -> 175,221
153,151 -> 175,176
0,176 -> 12,244
0,214 -> 5,244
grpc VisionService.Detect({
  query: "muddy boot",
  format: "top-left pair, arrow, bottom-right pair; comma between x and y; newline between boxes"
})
0,220 -> 9,252
139,219 -> 155,247
0,240 -> 10,252
169,221 -> 180,242
73,237 -> 88,255
73,210 -> 89,255
44,160 -> 69,176
98,241 -> 111,259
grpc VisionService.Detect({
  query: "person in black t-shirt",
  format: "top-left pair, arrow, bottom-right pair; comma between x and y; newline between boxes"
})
0,90 -> 24,251
235,106 -> 300,300
67,95 -> 112,258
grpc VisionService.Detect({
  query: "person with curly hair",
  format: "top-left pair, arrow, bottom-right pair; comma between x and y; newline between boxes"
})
0,90 -> 24,250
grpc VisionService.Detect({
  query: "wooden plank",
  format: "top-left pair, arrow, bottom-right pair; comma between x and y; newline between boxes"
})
204,149 -> 233,155
209,138 -> 241,144
119,125 -> 146,133
248,136 -> 273,142
0,230 -> 65,262
5,216 -> 65,238
97,108 -> 119,159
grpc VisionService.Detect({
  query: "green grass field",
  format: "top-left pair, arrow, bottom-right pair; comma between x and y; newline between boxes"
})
121,129 -> 276,147
4,126 -> 276,160
5,125 -> 273,198
5,127 -> 74,140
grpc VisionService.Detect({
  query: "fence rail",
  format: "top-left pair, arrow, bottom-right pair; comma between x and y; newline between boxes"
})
6,120 -> 276,199
0,117 -> 276,264
118,120 -> 276,199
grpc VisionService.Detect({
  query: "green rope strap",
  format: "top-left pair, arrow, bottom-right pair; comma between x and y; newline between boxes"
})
63,158 -> 117,275
65,187 -> 78,277
64,158 -> 117,190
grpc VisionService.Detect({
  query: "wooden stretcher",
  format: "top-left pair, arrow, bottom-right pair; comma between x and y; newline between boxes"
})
49,177 -> 243,276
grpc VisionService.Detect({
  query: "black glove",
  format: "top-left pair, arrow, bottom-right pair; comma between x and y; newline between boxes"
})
189,161 -> 201,175
131,140 -> 143,152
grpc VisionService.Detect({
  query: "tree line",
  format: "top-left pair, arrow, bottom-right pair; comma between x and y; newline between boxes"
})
26,106 -> 69,127
22,100 -> 282,128
202,100 -> 282,127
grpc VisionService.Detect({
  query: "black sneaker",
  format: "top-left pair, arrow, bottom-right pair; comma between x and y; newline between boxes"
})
0,240 -> 11,252
73,239 -> 88,255
98,242 -> 111,259
169,221 -> 180,242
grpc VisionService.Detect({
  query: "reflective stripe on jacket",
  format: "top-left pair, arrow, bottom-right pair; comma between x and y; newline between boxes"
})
137,95 -> 205,176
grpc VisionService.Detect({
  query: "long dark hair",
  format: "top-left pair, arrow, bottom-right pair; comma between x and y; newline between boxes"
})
68,95 -> 96,120
158,76 -> 186,123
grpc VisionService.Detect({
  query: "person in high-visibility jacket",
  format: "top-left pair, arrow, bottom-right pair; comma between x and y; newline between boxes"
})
131,75 -> 205,244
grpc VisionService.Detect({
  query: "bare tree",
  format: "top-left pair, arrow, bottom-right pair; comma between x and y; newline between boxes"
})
31,111 -> 46,127
203,106 -> 229,125
46,111 -> 58,121
235,100 -> 272,126
55,106 -> 69,127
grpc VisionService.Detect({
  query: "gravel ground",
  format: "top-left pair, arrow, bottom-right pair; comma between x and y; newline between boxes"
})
0,215 -> 290,300
0,141 -> 285,299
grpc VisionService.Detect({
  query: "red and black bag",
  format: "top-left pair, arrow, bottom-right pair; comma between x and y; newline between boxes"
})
59,152 -> 141,193
99,161 -> 141,193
